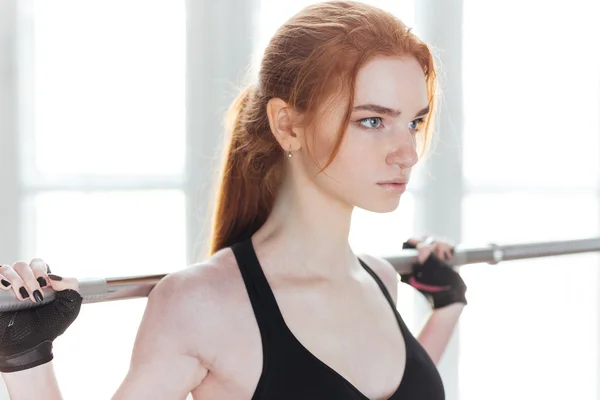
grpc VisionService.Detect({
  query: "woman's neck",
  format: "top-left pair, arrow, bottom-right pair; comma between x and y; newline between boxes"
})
252,175 -> 361,278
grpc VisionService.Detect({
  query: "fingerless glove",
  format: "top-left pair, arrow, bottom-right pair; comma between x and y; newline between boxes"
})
401,241 -> 467,309
0,289 -> 83,373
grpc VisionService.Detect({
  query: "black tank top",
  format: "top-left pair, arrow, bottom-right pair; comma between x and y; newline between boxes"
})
231,238 -> 445,400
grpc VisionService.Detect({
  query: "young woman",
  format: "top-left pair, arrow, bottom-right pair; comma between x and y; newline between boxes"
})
0,1 -> 467,399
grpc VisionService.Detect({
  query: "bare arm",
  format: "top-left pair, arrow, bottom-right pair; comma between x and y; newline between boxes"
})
416,303 -> 464,364
111,270 -> 208,399
2,270 -> 209,400
2,361 -> 63,400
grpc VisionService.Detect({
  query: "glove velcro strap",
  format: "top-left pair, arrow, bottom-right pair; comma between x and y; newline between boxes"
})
0,340 -> 54,373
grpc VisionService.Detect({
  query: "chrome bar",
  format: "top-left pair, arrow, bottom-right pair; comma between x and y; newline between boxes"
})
0,274 -> 166,312
387,237 -> 600,273
2,237 -> 600,312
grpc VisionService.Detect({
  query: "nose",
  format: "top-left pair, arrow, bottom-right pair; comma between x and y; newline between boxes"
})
385,129 -> 419,169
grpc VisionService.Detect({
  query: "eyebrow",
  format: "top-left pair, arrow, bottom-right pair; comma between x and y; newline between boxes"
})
352,104 -> 430,118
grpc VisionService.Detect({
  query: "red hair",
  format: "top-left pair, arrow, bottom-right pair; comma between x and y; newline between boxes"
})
208,1 -> 438,255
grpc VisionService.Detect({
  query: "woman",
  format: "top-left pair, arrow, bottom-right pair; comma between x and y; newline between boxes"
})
0,1 -> 467,399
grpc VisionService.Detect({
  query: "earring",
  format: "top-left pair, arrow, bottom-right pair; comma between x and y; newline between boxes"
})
287,145 -> 293,158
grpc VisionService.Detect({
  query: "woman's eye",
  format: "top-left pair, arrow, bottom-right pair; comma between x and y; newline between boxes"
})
359,117 -> 383,129
409,118 -> 425,132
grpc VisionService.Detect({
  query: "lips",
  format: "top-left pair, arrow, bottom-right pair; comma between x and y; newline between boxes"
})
376,181 -> 407,194
377,178 -> 408,185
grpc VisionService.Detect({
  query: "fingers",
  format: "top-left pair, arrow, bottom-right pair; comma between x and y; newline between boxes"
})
415,243 -> 433,264
409,235 -> 455,263
0,271 -> 12,290
0,263 -> 31,301
405,238 -> 420,248
433,243 -> 453,261
13,261 -> 44,303
30,258 -> 50,289
443,248 -> 451,260
415,243 -> 454,263
0,259 -> 50,303
0,260 -> 80,303
48,275 -> 80,292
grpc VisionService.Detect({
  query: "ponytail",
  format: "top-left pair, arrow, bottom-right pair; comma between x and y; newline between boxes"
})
207,85 -> 284,255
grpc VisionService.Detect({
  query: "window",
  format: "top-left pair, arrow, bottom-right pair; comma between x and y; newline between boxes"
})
16,1 -> 186,398
460,193 -> 599,399
460,1 -> 600,398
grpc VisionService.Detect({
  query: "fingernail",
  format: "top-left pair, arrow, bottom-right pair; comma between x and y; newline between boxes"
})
1,279 -> 10,287
19,287 -> 29,299
33,290 -> 44,303
46,264 -> 51,274
37,277 -> 47,287
48,274 -> 63,281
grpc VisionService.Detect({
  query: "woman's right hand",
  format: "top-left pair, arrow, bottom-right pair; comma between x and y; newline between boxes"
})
0,258 -> 82,373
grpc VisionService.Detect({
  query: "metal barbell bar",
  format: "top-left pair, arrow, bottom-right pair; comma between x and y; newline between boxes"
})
2,237 -> 599,312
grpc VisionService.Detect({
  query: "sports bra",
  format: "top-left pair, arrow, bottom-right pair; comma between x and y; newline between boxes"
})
231,238 -> 445,399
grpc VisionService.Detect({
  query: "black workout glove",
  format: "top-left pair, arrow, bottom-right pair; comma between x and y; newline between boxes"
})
400,241 -> 467,309
0,289 -> 83,373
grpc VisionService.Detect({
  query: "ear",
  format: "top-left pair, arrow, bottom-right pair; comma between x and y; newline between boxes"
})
266,98 -> 303,153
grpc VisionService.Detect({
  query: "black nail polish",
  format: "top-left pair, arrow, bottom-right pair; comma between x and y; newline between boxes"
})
1,279 -> 10,287
48,274 -> 63,281
19,287 -> 29,299
33,290 -> 44,303
46,264 -> 51,274
37,277 -> 47,287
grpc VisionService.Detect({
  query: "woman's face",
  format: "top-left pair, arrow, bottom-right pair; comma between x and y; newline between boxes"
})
300,55 -> 430,213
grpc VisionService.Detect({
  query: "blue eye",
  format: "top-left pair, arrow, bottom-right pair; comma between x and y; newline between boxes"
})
409,118 -> 425,132
359,117 -> 383,129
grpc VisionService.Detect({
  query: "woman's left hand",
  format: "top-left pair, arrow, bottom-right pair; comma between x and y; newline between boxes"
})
404,236 -> 455,264
401,236 -> 467,309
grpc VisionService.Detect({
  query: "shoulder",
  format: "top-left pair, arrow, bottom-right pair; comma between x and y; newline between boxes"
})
149,247 -> 240,311
154,246 -> 244,305
142,246 -> 248,363
114,247 -> 248,398
357,253 -> 400,305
